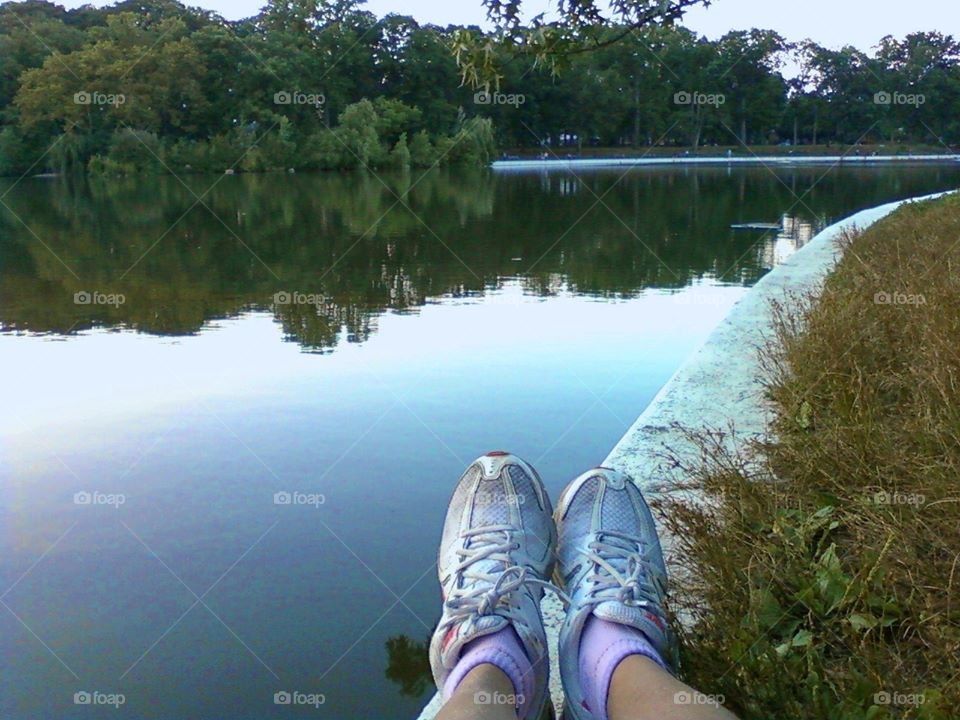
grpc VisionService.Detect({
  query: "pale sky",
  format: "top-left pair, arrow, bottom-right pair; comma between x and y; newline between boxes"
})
55,0 -> 956,53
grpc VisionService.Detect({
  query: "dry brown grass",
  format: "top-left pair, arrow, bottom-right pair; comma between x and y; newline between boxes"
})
661,193 -> 960,719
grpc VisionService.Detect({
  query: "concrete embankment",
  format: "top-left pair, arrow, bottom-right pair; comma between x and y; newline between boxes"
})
602,189 -> 956,490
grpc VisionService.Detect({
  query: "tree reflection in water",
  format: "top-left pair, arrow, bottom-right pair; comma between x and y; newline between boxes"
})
3,164 -> 959,352
385,634 -> 433,699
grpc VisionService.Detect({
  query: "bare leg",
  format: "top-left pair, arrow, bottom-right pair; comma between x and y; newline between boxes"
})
608,656 -> 738,720
437,663 -> 519,720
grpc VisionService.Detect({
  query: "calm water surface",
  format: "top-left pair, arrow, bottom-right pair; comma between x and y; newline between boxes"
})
2,164 -> 959,718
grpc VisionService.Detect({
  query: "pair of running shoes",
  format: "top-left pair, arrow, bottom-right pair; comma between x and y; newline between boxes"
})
430,451 -> 675,720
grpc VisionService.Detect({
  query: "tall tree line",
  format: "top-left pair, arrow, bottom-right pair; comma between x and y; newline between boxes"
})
0,0 -> 957,176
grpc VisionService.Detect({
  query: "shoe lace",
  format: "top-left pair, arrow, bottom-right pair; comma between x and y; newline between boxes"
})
578,530 -> 667,614
440,526 -> 568,631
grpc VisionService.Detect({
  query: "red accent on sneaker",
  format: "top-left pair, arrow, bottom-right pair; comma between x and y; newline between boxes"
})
485,450 -> 510,456
441,625 -> 458,653
645,611 -> 665,631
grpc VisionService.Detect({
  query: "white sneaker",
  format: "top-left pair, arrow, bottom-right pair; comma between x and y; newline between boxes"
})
430,451 -> 558,719
555,467 -> 676,720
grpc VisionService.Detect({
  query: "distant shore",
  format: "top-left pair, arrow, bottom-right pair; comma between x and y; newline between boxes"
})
492,153 -> 960,170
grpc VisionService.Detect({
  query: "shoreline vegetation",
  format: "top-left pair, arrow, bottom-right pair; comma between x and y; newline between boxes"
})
2,2 -> 959,178
663,193 -> 960,719
18,146 -> 959,180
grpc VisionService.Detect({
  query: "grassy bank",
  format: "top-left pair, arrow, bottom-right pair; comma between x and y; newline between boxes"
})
664,194 -> 960,719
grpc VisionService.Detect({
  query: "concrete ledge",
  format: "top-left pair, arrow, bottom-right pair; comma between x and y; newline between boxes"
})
417,189 -> 956,719
492,155 -> 959,171
602,189 -> 956,488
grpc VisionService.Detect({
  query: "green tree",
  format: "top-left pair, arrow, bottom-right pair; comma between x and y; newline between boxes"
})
875,32 -> 960,146
714,30 -> 787,144
15,14 -> 208,150
337,98 -> 384,167
452,0 -> 712,87
797,41 -> 880,145
390,131 -> 411,169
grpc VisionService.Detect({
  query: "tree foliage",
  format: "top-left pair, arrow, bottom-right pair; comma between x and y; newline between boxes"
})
0,0 -> 957,177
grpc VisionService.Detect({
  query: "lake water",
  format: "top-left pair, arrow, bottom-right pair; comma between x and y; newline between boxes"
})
2,163 -> 959,718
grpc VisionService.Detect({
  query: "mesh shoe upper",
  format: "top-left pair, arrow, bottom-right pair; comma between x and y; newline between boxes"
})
430,452 -> 557,718
555,467 -> 676,720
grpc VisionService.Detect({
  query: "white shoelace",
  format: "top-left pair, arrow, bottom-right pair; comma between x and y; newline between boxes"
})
578,530 -> 667,613
440,525 -> 568,632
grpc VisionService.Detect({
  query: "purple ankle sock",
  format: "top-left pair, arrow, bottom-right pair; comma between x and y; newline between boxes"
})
578,616 -> 667,720
443,627 -> 535,718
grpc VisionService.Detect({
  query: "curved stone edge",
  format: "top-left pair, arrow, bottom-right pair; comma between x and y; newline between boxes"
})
602,189 -> 956,489
417,189 -> 956,719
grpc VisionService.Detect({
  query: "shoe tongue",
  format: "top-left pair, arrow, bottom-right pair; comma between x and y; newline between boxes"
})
461,528 -> 510,589
449,537 -> 513,659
